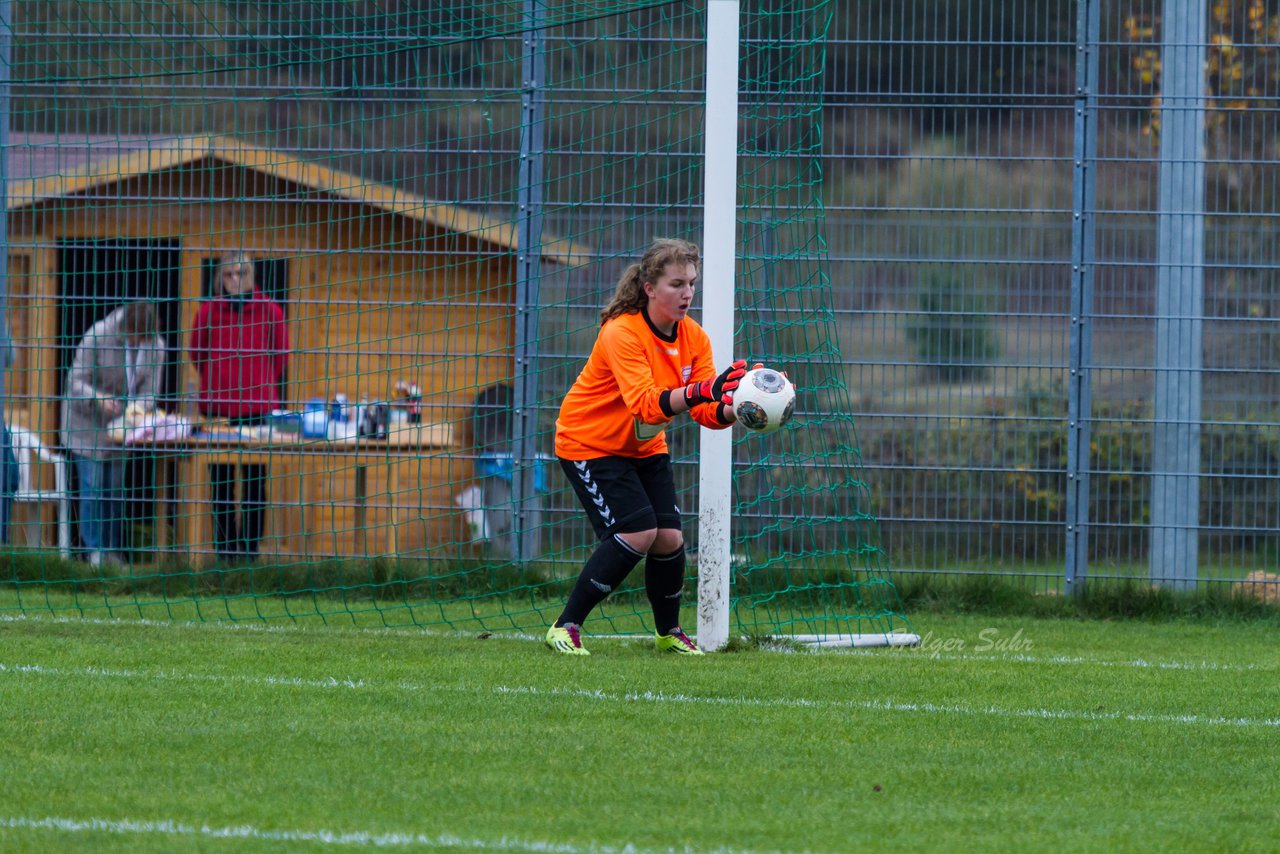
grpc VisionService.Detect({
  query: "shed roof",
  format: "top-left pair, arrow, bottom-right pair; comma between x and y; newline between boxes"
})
5,133 -> 586,265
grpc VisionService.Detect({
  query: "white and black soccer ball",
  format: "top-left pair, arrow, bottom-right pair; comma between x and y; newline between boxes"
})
732,367 -> 795,435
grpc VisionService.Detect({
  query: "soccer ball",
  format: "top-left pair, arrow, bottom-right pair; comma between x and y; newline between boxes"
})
732,367 -> 795,434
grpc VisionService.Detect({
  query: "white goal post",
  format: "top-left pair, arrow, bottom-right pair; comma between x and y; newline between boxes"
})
694,1 -> 917,651
695,0 -> 741,653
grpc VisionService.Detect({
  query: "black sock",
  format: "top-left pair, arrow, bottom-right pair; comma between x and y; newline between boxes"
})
645,546 -> 686,636
557,534 -> 645,627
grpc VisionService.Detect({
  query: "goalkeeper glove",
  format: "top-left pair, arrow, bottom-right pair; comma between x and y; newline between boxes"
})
684,359 -> 747,407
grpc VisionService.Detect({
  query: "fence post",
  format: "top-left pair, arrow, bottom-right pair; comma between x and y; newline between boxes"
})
1150,0 -> 1207,590
1066,0 -> 1100,595
513,0 -> 547,564
0,0 -> 11,403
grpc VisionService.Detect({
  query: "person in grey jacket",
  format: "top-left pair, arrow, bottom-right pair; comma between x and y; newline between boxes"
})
0,314 -> 17,544
60,302 -> 165,567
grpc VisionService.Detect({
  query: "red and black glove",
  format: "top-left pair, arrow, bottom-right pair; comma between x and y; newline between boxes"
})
684,359 -> 747,407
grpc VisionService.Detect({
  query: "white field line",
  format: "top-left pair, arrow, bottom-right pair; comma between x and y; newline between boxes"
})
1,660 -> 1277,730
1,611 -> 1271,674
850,649 -> 1273,673
488,684 -> 1280,729
0,814 -> 782,854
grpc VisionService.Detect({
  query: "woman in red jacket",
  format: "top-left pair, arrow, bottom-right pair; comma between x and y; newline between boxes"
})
190,253 -> 290,561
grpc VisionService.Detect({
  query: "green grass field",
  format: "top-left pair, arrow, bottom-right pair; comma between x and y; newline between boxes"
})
1,603 -> 1278,853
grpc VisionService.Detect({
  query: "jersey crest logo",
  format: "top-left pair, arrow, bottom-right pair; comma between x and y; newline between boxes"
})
682,366 -> 692,381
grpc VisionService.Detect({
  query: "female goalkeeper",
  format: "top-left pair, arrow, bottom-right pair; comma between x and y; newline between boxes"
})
546,238 -> 746,656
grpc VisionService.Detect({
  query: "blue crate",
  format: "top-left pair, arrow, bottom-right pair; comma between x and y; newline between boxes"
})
476,453 -> 550,492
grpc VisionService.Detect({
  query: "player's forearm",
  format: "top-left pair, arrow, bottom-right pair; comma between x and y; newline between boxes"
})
658,387 -> 693,417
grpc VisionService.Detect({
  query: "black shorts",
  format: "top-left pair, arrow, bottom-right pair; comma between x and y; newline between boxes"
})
559,454 -> 681,540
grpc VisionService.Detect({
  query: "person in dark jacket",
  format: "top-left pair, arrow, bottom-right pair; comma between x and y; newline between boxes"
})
190,253 -> 289,561
1,316 -> 19,545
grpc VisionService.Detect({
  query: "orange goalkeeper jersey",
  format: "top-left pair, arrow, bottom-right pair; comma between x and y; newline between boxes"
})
555,309 -> 730,460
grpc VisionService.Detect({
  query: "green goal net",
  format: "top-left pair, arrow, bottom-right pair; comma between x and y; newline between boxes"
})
1,0 -> 912,645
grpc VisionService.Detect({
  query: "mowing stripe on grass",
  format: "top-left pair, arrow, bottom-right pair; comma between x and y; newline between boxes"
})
3,660 -> 1277,731
1,814 -> 780,853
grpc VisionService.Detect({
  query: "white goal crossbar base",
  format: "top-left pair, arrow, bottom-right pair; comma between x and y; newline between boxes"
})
605,632 -> 922,649
793,633 -> 922,649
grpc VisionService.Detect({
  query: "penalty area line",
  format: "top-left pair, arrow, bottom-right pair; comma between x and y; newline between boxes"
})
4,612 -> 1268,674
2,660 -> 1277,731
3,814 -> 574,851
0,815 -> 782,854
491,683 -> 1280,730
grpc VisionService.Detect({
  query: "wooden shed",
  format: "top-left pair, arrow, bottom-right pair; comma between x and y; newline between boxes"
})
3,133 -> 584,560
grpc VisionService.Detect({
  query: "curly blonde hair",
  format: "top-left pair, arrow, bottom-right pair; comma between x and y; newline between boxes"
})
599,238 -> 701,324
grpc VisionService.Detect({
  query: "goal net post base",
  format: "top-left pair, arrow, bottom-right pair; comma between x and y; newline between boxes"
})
791,633 -> 923,649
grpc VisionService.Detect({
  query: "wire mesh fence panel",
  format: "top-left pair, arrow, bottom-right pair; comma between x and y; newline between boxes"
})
824,1 -> 1078,589
1,0 -> 913,642
5,0 -> 1276,622
1093,0 -> 1280,593
821,0 -> 1280,600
